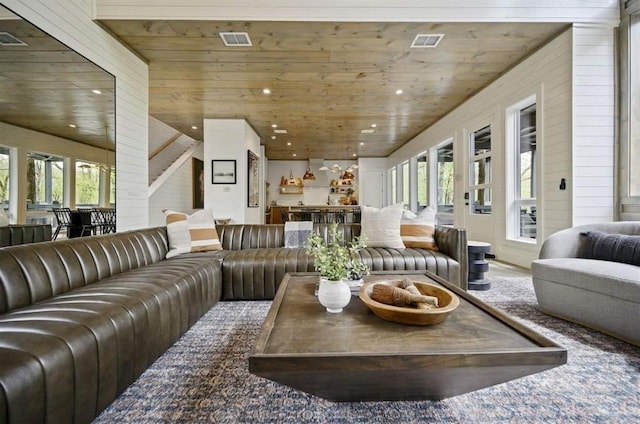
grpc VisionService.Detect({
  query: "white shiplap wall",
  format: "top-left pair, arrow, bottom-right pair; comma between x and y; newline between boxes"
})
572,25 -> 616,225
148,144 -> 203,227
389,29 -> 575,268
390,25 -> 616,268
4,0 -> 150,231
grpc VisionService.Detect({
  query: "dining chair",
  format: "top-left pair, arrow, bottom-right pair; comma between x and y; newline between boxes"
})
51,207 -> 72,240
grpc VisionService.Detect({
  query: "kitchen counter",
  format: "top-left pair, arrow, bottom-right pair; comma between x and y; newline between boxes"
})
267,205 -> 360,224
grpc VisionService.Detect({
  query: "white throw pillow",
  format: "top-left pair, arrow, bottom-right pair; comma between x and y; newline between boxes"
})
164,209 -> 222,258
400,205 -> 438,250
360,204 -> 405,248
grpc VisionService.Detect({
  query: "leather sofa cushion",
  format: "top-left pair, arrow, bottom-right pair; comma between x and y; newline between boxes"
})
0,251 -> 221,423
221,248 -> 314,300
219,246 -> 460,300
0,227 -> 169,314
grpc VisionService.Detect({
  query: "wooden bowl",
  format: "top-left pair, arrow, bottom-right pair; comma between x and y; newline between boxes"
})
359,280 -> 460,325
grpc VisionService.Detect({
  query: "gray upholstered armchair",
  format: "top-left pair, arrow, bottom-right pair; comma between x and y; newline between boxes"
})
531,222 -> 640,346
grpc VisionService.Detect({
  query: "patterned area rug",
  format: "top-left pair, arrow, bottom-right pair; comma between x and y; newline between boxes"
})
93,276 -> 640,423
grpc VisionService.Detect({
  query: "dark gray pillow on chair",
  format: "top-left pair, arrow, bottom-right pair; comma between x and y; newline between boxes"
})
580,230 -> 640,266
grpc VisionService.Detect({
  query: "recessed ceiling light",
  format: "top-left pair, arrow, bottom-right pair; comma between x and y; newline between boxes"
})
271,135 -> 276,140
92,89 -> 102,94
371,124 -> 377,128
68,124 -> 76,128
352,153 -> 357,157
191,126 -> 198,130
395,89 -> 403,95
286,142 -> 292,146
262,88 -> 271,94
272,124 -> 278,128
292,153 -> 297,157
359,142 -> 365,146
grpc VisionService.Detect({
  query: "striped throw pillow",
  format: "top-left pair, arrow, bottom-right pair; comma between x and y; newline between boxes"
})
400,206 -> 438,250
164,209 -> 222,258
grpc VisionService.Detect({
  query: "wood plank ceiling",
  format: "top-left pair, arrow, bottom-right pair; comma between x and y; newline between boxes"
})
0,6 -> 116,151
105,20 -> 566,160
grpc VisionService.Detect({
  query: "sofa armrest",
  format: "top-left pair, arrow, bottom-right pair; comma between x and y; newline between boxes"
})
539,222 -> 640,260
538,228 -> 584,259
434,226 -> 468,290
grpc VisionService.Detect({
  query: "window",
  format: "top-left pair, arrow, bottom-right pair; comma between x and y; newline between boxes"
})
469,125 -> 492,214
507,98 -> 537,240
417,153 -> 428,210
389,167 -> 397,204
76,161 -> 101,207
109,167 -> 116,207
27,152 -> 64,210
0,147 -> 10,213
620,10 -> 640,219
401,161 -> 409,207
433,140 -> 454,225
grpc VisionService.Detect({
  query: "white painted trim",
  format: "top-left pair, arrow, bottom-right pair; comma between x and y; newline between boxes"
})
148,143 -> 199,196
94,0 -> 620,25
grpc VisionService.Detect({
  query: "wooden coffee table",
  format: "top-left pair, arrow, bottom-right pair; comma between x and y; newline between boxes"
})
249,271 -> 566,401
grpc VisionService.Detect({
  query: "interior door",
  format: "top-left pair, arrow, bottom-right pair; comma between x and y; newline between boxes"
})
361,169 -> 384,207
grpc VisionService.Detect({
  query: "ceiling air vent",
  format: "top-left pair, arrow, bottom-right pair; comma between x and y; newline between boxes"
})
410,34 -> 444,48
219,32 -> 252,46
0,32 -> 28,46
274,129 -> 287,134
360,129 -> 375,134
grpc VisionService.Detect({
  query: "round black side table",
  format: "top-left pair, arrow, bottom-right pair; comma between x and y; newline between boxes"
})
467,241 -> 491,291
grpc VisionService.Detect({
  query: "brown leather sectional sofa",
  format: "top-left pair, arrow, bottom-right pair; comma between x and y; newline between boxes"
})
0,223 -> 466,423
0,224 -> 52,247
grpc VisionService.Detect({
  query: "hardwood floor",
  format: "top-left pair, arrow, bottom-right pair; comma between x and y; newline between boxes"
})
486,260 -> 531,279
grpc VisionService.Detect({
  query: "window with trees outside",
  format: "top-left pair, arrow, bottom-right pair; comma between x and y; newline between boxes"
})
507,98 -> 537,240
0,147 -> 10,215
76,161 -> 101,206
401,161 -> 409,207
27,152 -> 64,210
417,153 -> 428,210
389,166 -> 397,204
110,167 -> 116,207
433,140 -> 454,225
469,125 -> 492,214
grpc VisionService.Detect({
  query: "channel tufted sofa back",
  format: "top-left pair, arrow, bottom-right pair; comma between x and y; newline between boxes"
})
215,223 -> 468,298
0,226 -> 169,314
216,223 -> 361,250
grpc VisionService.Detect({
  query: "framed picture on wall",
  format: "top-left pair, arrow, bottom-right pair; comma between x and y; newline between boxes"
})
247,150 -> 259,208
212,159 -> 236,184
192,158 -> 204,209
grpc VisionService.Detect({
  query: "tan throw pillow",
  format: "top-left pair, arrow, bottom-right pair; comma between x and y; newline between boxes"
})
400,205 -> 438,250
164,209 -> 222,258
360,204 -> 405,248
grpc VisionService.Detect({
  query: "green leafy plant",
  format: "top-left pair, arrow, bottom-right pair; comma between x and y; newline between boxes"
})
305,222 -> 368,281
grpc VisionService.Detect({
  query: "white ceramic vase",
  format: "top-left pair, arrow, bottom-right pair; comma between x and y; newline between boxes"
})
317,278 -> 351,313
